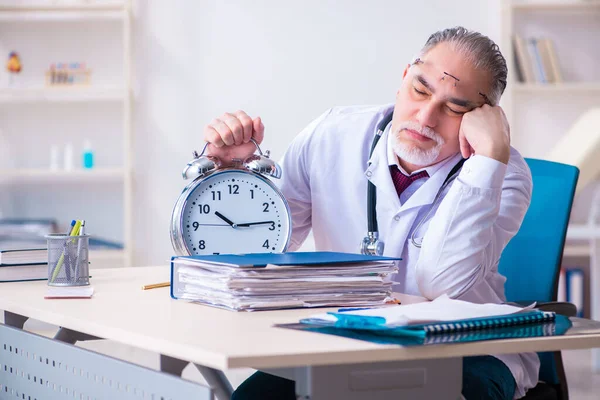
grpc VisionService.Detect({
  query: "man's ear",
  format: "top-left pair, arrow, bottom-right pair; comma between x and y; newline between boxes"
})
402,63 -> 410,79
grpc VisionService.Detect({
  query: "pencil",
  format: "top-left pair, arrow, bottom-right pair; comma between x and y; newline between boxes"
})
141,282 -> 170,290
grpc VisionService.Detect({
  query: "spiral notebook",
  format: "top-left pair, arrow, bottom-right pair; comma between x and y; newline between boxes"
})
312,310 -> 556,338
299,294 -> 556,338
279,314 -> 568,346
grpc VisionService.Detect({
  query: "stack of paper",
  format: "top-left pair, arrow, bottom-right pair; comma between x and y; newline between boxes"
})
170,252 -> 400,311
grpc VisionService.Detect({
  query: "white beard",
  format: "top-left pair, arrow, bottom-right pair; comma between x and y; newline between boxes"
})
391,121 -> 445,167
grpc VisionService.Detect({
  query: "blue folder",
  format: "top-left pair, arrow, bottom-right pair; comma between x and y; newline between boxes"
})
171,251 -> 402,268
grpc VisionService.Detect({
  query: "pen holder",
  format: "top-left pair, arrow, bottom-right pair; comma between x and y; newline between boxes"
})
46,234 -> 90,286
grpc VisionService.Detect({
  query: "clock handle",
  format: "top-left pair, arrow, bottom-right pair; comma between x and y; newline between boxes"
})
244,139 -> 282,179
182,143 -> 221,180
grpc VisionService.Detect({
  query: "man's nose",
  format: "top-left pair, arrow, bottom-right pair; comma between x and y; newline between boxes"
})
416,103 -> 438,129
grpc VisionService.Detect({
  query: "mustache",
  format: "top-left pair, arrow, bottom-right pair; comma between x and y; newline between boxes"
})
395,121 -> 444,145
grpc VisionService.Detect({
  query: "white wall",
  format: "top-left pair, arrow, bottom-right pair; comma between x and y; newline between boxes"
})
131,0 -> 502,266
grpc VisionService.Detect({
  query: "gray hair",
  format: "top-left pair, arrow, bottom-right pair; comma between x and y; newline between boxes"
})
419,26 -> 507,106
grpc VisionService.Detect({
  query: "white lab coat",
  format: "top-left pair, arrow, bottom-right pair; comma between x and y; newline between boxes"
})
278,104 -> 539,399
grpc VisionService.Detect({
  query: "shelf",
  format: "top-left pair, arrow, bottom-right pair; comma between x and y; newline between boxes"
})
0,86 -> 125,103
0,168 -> 126,184
566,224 -> 600,240
512,82 -> 600,93
0,1 -> 125,11
0,9 -> 124,21
511,1 -> 600,11
564,243 -> 591,257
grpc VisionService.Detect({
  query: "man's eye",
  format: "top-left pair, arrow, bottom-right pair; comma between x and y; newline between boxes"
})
447,107 -> 466,115
413,87 -> 427,96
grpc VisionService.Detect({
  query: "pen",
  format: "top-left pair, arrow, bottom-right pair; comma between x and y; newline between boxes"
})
50,219 -> 82,283
75,220 -> 85,281
141,282 -> 170,290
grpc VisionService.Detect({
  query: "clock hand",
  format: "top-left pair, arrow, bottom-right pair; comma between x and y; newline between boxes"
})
237,220 -> 275,228
214,211 -> 237,228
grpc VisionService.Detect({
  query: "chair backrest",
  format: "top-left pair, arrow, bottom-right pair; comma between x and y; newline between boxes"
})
498,158 -> 579,390
499,158 -> 579,303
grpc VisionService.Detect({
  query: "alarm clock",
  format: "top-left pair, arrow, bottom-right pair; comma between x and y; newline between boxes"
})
170,139 -> 292,256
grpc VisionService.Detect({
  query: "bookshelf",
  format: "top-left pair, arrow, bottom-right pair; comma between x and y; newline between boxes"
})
501,0 -> 600,370
0,0 -> 133,268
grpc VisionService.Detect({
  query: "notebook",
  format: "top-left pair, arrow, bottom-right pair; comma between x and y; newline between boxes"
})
300,294 -> 555,338
0,263 -> 47,282
279,314 -> 569,346
0,247 -> 47,265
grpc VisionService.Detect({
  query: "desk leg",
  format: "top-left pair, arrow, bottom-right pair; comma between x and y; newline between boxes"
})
160,355 -> 233,400
3,310 -> 28,329
53,327 -> 102,344
266,357 -> 463,400
160,354 -> 189,376
194,364 -> 234,400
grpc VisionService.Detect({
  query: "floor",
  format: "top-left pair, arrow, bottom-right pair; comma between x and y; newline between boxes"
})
10,319 -> 600,399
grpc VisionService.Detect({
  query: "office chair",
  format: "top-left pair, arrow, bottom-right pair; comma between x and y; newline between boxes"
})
498,158 -> 580,400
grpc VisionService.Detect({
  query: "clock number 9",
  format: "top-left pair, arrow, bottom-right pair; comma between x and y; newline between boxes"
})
192,222 -> 199,231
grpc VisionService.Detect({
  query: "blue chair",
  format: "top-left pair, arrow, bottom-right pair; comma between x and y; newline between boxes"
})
498,158 -> 579,400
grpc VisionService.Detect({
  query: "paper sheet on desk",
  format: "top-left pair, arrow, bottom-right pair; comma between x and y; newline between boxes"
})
309,294 -> 535,327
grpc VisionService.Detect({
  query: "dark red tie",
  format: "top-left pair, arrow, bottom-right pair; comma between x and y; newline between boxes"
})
390,166 -> 429,197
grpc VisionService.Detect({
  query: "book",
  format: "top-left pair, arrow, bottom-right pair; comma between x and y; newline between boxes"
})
0,263 -> 47,282
544,37 -> 563,83
278,314 -> 570,346
300,294 -> 555,338
0,247 -> 47,265
536,38 -> 556,83
528,37 -> 546,83
566,267 -> 584,318
513,35 -> 535,83
170,251 -> 401,311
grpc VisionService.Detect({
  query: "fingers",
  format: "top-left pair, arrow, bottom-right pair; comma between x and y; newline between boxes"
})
459,127 -> 473,159
204,125 -> 225,148
220,113 -> 246,145
253,116 -> 265,144
204,111 -> 263,148
233,110 -> 254,144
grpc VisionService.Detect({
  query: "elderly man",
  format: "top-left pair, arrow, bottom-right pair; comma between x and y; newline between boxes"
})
203,27 -> 536,400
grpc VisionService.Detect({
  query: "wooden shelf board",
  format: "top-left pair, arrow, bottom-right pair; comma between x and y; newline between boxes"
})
512,82 -> 600,93
0,168 -> 126,183
0,86 -> 125,103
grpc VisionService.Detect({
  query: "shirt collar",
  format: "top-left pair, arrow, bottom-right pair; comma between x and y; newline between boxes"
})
385,121 -> 454,177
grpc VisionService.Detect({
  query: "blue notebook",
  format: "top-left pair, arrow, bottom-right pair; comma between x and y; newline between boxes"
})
172,251 -> 402,268
280,314 -> 570,346
304,310 -> 556,338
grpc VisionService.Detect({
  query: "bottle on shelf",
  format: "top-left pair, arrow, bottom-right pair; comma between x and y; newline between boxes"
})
82,140 -> 94,169
63,142 -> 74,171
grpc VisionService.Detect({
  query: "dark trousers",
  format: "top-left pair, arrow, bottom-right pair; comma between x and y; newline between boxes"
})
231,355 -> 516,400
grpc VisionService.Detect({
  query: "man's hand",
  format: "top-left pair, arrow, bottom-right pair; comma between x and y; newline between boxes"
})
203,110 -> 265,164
458,105 -> 511,164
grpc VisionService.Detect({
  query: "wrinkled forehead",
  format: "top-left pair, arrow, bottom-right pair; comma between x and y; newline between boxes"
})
410,51 -> 492,104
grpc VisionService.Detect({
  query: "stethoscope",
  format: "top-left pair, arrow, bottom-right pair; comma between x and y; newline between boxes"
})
360,112 -> 466,256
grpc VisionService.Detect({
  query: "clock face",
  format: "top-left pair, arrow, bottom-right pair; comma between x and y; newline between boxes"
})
179,170 -> 291,255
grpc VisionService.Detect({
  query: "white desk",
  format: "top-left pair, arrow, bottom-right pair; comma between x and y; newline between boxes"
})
2,266 -> 600,400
